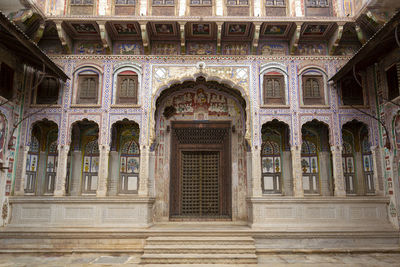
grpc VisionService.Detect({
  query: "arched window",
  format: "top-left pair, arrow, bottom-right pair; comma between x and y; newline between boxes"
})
263,72 -> 284,105
78,75 -> 98,103
37,77 -> 59,104
119,139 -> 140,193
302,74 -> 324,105
361,136 -> 374,194
117,71 -> 138,104
44,141 -> 58,194
261,140 -> 281,193
25,136 -> 40,194
301,140 -> 319,194
82,139 -> 99,193
342,141 -> 356,194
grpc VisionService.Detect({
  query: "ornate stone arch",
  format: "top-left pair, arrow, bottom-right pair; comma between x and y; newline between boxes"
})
26,117 -> 60,147
260,116 -> 292,146
67,116 -> 101,145
340,116 -> 374,147
109,118 -> 141,148
300,117 -> 332,147
150,74 -> 251,146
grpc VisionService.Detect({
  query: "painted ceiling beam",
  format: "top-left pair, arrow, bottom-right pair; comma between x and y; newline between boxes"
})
328,22 -> 345,55
252,22 -> 262,55
139,22 -> 149,55
98,21 -> 112,54
55,20 -> 72,54
290,22 -> 302,55
179,22 -> 186,54
217,22 -> 223,54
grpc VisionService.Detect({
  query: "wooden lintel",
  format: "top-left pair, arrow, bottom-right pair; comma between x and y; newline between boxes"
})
139,22 -> 149,55
328,23 -> 344,55
252,22 -> 261,55
98,21 -> 112,54
290,22 -> 302,55
55,21 -> 72,54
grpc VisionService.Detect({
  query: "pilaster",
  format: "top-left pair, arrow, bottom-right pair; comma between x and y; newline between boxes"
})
251,148 -> 262,197
14,146 -> 30,196
97,144 -> 110,197
138,146 -> 150,196
331,146 -> 346,197
291,146 -> 303,197
371,146 -> 384,196
54,144 -> 70,197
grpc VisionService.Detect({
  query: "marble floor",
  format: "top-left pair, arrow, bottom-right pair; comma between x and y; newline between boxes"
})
0,253 -> 400,266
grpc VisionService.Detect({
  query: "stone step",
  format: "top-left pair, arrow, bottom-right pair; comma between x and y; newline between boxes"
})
145,236 -> 255,245
140,253 -> 258,264
140,235 -> 258,264
144,244 -> 256,254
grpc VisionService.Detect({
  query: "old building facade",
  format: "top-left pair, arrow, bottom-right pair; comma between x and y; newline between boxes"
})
0,0 -> 400,263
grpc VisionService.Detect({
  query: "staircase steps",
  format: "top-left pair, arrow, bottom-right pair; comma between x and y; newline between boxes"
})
140,235 -> 258,264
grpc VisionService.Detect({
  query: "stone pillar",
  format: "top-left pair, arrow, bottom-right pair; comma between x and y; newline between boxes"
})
15,145 -> 30,196
107,150 -> 119,196
355,151 -> 365,195
319,151 -> 332,196
148,150 -> 156,197
291,146 -> 303,197
331,146 -> 346,197
282,151 -> 293,196
138,146 -> 150,196
371,146 -> 384,196
251,148 -> 262,197
97,144 -> 110,197
37,151 -> 47,195
54,144 -> 70,197
70,151 -> 82,196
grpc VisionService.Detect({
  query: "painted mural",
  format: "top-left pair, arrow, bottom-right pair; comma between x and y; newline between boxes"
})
76,42 -> 103,54
114,42 -> 143,55
260,43 -> 287,55
168,89 -> 229,116
187,42 -> 215,55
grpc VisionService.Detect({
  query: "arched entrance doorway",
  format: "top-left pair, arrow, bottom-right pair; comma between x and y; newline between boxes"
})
153,77 -> 247,221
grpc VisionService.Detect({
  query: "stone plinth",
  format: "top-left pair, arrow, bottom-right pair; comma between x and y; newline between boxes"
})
8,196 -> 155,228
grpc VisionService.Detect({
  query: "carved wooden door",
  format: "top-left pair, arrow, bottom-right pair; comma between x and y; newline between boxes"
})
170,121 -> 231,219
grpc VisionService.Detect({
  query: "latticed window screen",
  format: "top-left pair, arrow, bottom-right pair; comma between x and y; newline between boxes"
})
301,140 -> 319,194
119,140 -> 140,193
71,0 -> 94,4
304,78 -> 321,97
190,0 -> 212,4
181,151 -> 220,216
79,75 -> 98,103
266,0 -> 285,6
117,74 -> 138,104
342,141 -> 356,194
82,139 -> 99,193
25,136 -> 40,194
265,78 -> 281,97
37,77 -> 59,104
362,137 -> 374,194
261,141 -> 281,193
116,0 -> 135,4
153,0 -> 174,5
306,0 -> 329,7
263,75 -> 284,105
227,0 -> 248,5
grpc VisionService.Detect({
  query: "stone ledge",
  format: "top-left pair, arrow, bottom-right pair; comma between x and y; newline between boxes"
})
8,196 -> 155,204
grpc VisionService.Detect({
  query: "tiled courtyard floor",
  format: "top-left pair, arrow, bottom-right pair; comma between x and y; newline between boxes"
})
0,253 -> 400,266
